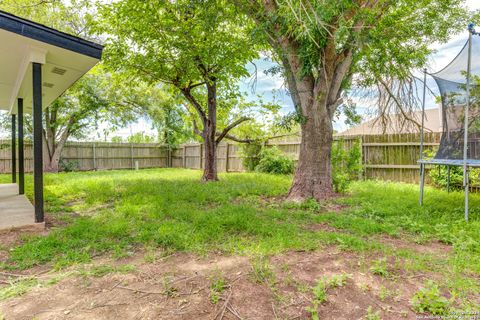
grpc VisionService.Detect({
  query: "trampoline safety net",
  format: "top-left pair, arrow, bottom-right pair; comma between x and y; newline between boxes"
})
430,34 -> 480,161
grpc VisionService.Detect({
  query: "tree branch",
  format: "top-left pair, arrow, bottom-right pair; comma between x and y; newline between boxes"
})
215,117 -> 251,144
192,119 -> 203,138
180,87 -> 207,124
215,133 -> 254,144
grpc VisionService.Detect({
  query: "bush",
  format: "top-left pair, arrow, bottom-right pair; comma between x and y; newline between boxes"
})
331,139 -> 362,193
59,159 -> 80,172
424,149 -> 480,190
240,142 -> 263,172
429,165 -> 463,190
255,147 -> 295,175
240,138 -> 362,189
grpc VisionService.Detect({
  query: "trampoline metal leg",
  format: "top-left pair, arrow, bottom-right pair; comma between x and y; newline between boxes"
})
419,163 -> 425,206
447,166 -> 451,193
465,168 -> 469,222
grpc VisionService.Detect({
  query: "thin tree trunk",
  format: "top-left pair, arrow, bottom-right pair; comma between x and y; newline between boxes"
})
202,125 -> 218,181
42,127 -> 69,173
202,80 -> 219,181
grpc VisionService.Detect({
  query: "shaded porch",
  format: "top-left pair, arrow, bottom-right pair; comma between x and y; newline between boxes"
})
0,184 -> 40,229
0,10 -> 103,230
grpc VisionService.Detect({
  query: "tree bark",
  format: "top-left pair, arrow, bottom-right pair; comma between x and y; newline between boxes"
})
201,80 -> 219,181
42,108 -> 71,173
287,103 -> 334,201
42,134 -> 68,173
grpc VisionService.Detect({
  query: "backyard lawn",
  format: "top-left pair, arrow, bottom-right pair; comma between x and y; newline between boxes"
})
0,168 -> 479,319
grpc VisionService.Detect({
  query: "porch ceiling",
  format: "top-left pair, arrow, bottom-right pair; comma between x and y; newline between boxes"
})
0,10 -> 103,115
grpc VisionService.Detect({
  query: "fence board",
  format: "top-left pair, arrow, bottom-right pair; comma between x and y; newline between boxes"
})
0,132 -> 444,185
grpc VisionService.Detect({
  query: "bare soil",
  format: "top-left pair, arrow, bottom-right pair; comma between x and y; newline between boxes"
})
0,226 -> 473,320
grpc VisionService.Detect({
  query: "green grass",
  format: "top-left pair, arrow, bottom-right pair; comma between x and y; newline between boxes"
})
0,169 -> 480,307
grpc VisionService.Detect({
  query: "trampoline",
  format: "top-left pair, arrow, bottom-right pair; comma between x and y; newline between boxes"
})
419,24 -> 480,221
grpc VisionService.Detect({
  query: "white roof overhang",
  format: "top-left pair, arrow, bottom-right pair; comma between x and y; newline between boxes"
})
0,10 -> 103,115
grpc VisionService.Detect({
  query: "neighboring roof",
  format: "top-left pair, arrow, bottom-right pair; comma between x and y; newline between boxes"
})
0,10 -> 103,114
339,108 -> 442,136
0,10 -> 103,59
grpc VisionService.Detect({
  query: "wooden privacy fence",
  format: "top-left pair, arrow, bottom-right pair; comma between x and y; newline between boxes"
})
0,132 -> 442,184
0,141 -> 169,173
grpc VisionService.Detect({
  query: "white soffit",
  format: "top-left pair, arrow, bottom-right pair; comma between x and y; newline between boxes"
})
0,11 -> 103,115
0,29 -> 100,114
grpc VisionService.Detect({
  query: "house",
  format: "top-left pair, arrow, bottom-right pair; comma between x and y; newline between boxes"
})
339,108 -> 442,136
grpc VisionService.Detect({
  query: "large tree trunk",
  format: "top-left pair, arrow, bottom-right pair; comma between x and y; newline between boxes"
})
287,108 -> 334,201
275,34 -> 351,202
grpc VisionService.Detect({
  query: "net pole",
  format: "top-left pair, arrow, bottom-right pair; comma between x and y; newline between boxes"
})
419,68 -> 427,206
420,68 -> 427,161
463,29 -> 472,222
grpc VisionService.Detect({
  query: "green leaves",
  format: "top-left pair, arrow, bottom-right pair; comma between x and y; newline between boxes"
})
96,0 -> 259,89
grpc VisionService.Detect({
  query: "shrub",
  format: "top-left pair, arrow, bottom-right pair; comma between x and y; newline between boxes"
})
255,147 -> 295,175
332,138 -> 362,193
240,142 -> 263,172
59,159 -> 79,172
240,138 -> 362,188
423,147 -> 480,190
429,165 -> 480,190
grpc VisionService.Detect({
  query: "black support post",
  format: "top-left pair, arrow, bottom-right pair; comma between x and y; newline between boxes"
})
11,114 -> 16,183
32,62 -> 44,223
18,98 -> 25,195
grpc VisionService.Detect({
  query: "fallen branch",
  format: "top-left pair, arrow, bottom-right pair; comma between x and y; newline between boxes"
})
116,285 -> 164,295
226,304 -> 243,320
214,289 -> 233,320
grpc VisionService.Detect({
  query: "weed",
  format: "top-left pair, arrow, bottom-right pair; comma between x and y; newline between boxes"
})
378,285 -> 396,302
411,281 -> 451,315
358,282 -> 370,292
295,280 -> 310,293
306,301 -> 320,320
326,273 -> 351,288
370,258 -> 389,277
364,306 -> 381,320
312,280 -> 327,303
250,256 -> 275,284
209,274 -> 227,304
0,278 -> 39,300
161,276 -> 178,298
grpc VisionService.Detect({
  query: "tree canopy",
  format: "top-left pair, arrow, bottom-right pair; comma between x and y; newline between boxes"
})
235,0 -> 471,200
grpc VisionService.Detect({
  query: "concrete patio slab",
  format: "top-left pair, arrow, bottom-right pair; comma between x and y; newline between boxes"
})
0,184 -> 44,230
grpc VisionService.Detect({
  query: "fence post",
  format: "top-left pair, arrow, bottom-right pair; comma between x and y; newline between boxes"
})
359,136 -> 364,180
225,143 -> 229,173
131,143 -> 134,170
167,145 -> 171,168
92,142 -> 96,171
199,143 -> 203,169
183,145 -> 187,168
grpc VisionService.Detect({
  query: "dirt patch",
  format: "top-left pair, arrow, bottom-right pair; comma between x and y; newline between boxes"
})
0,248 -> 439,320
377,234 -> 452,256
303,222 -> 341,233
270,249 -> 419,319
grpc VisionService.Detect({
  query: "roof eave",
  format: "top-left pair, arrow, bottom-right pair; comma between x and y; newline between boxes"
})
0,10 -> 103,60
